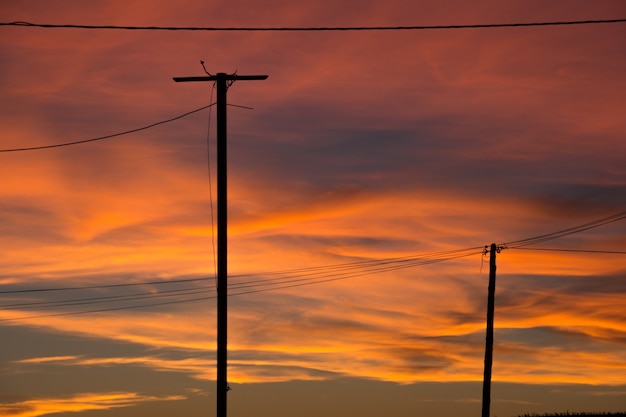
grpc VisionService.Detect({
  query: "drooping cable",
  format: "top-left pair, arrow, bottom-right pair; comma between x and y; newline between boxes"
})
0,104 -> 214,152
0,248 -> 483,322
1,19 -> 624,32
507,247 -> 626,255
206,82 -> 218,288
500,211 -> 626,249
2,210 -> 625,323
2,211 -> 624,297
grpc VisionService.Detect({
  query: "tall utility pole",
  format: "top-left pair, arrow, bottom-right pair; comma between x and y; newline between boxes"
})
482,243 -> 499,417
173,72 -> 268,417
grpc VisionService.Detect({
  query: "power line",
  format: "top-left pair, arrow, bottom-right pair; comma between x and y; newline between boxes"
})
237,250 -> 483,291
1,211 -> 624,296
205,83 -> 218,288
5,234 -> 624,320
0,248 -> 483,322
1,238 -> 622,322
0,285 -> 214,310
1,19 -> 625,32
0,250 -> 478,313
0,104 -> 214,153
500,211 -> 626,249
0,276 -> 213,294
0,248 -> 483,308
0,293 -> 217,322
508,247 -> 626,255
0,252 -> 476,319
2,211 -> 624,321
0,246 -> 484,294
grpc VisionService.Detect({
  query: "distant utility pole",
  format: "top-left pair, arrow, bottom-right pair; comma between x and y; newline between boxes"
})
482,243 -> 500,417
173,71 -> 268,417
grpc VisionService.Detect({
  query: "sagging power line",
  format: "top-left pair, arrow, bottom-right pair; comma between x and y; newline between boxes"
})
0,247 -> 483,308
1,19 -> 625,32
0,103 -> 253,153
509,247 -> 626,254
0,104 -> 209,152
0,246 -> 489,295
0,247 -> 485,322
2,209 -> 625,322
3,210 -> 624,296
498,211 -> 626,249
1,209 -> 623,299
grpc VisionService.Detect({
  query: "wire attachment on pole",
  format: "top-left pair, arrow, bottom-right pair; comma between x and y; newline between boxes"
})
200,60 -> 213,76
226,70 -> 238,89
484,244 -> 505,254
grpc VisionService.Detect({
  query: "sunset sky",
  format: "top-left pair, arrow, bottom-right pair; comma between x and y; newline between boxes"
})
1,1 -> 625,416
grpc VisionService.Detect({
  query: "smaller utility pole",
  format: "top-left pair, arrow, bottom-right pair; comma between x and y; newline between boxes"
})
482,243 -> 499,417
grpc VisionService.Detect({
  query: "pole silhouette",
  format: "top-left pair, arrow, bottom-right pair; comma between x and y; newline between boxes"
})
173,72 -> 268,417
481,243 -> 499,417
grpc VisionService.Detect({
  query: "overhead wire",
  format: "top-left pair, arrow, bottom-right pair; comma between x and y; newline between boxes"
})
2,209 -> 625,322
499,210 -> 626,249
206,82 -> 218,288
0,104 -> 214,152
0,276 -> 213,295
0,247 -> 484,321
0,251 -> 472,313
0,103 -> 253,153
507,247 -> 626,255
2,208 -> 625,318
7,236 -> 623,323
230,246 -> 486,280
0,294 -> 218,322
0,245 -> 485,295
1,285 -> 215,310
1,19 -> 625,31
228,249 -> 483,293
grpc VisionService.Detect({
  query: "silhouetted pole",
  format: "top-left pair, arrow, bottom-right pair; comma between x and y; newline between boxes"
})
482,243 -> 498,417
173,72 -> 268,417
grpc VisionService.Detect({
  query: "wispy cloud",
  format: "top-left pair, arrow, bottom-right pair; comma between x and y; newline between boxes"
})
0,392 -> 184,417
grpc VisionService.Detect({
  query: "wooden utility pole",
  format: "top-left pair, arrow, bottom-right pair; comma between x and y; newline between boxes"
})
482,243 -> 499,417
173,72 -> 268,417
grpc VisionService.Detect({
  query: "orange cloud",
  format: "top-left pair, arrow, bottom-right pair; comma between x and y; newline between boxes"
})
0,392 -> 184,417
15,354 -> 216,381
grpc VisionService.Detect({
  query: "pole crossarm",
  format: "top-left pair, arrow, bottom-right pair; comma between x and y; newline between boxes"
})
173,74 -> 269,82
